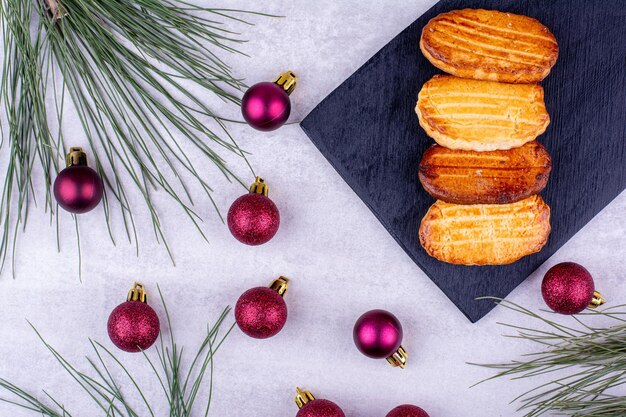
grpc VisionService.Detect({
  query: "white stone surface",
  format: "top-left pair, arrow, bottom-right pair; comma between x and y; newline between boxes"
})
0,1 -> 625,416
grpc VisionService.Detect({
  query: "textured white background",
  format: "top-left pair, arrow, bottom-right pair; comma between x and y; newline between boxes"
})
0,1 -> 625,416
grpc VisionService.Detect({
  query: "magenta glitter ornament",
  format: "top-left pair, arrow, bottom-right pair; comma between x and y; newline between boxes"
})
353,309 -> 407,368
53,147 -> 103,214
235,277 -> 289,339
241,71 -> 297,131
386,405 -> 430,417
227,177 -> 280,245
294,388 -> 345,417
542,262 -> 606,314
107,283 -> 160,352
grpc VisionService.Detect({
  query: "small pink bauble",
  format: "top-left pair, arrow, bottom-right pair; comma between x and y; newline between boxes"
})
542,262 -> 605,314
53,147 -> 103,214
227,177 -> 280,246
353,309 -> 404,359
235,277 -> 289,339
295,388 -> 345,417
386,404 -> 430,417
107,283 -> 160,352
241,71 -> 296,131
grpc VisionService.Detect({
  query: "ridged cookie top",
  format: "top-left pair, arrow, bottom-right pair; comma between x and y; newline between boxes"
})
420,9 -> 559,83
419,195 -> 551,265
419,141 -> 552,204
416,75 -> 550,151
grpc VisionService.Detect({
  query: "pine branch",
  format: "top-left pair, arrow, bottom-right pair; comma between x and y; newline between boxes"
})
471,298 -> 626,417
0,288 -> 233,416
0,0 -> 273,275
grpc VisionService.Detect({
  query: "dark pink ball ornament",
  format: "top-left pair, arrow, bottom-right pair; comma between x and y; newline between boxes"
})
53,147 -> 103,214
353,309 -> 408,368
542,262 -> 606,314
386,405 -> 430,417
241,71 -> 297,131
294,388 -> 345,417
227,177 -> 280,246
235,277 -> 289,339
107,283 -> 160,353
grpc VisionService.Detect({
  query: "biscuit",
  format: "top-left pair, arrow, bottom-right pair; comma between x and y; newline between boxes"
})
416,75 -> 549,151
420,9 -> 558,83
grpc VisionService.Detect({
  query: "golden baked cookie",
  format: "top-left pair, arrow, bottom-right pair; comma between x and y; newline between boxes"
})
419,195 -> 551,265
420,9 -> 558,83
419,141 -> 551,204
416,75 -> 549,151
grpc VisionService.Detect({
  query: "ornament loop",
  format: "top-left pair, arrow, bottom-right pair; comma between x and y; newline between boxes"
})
269,276 -> 289,297
386,346 -> 408,369
295,387 -> 315,409
589,291 -> 606,308
274,71 -> 297,95
65,147 -> 88,167
127,282 -> 148,303
249,176 -> 268,196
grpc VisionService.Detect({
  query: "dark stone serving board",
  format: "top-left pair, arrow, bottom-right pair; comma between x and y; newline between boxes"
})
300,0 -> 626,322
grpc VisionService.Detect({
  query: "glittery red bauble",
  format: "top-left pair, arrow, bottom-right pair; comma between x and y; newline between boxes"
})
107,301 -> 160,352
386,405 -> 430,417
296,399 -> 345,417
542,262 -> 596,314
227,193 -> 280,245
53,166 -> 103,214
235,287 -> 287,339
353,309 -> 403,358
241,82 -> 291,131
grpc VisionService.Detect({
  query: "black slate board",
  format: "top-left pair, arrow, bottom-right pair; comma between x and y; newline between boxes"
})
300,0 -> 626,322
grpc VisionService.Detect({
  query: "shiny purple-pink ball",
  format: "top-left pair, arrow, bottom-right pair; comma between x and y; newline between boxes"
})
386,405 -> 430,417
227,193 -> 280,245
241,82 -> 291,131
296,399 -> 345,417
235,287 -> 287,339
542,262 -> 596,314
53,166 -> 103,213
353,309 -> 403,358
107,301 -> 160,352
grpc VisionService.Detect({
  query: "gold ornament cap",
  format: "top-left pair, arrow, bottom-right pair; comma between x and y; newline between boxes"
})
127,282 -> 148,303
274,71 -> 297,95
249,176 -> 268,196
66,147 -> 88,167
386,345 -> 408,369
269,276 -> 290,297
295,387 -> 315,409
589,291 -> 606,308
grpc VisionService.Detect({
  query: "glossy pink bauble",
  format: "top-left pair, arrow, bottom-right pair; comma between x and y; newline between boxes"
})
107,301 -> 160,352
227,193 -> 280,245
235,287 -> 287,339
386,405 -> 430,417
241,82 -> 291,131
353,309 -> 403,358
53,166 -> 103,213
296,399 -> 345,417
542,262 -> 597,314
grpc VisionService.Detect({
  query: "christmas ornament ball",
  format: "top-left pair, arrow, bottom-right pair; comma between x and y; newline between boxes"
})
235,277 -> 289,339
386,405 -> 430,417
108,283 -> 160,352
353,309 -> 407,368
542,262 -> 605,314
53,147 -> 103,214
241,71 -> 297,131
295,388 -> 345,417
227,177 -> 280,245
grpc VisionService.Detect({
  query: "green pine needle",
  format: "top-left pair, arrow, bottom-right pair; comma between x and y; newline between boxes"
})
0,286 -> 234,416
471,298 -> 626,417
0,0 -> 272,276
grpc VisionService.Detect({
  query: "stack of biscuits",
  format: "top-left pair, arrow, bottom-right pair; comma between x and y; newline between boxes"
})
416,9 -> 559,265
